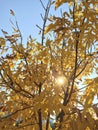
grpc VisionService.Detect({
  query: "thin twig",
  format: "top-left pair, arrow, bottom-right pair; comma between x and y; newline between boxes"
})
36,24 -> 43,31
46,112 -> 50,130
75,62 -> 88,78
40,13 -> 44,21
40,0 -> 51,45
15,20 -> 23,45
0,106 -> 33,119
66,1 -> 79,104
39,0 -> 46,10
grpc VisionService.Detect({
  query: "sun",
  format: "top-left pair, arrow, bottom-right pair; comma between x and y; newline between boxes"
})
56,76 -> 66,86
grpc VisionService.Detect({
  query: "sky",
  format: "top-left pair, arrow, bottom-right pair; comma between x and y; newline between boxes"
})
0,0 -> 48,43
0,0 -> 68,43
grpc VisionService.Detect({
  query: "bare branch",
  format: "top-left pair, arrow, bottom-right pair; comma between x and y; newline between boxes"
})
46,112 -> 50,130
40,13 -> 44,21
36,24 -> 43,31
39,0 -> 46,10
40,0 -> 52,45
73,82 -> 93,93
15,20 -> 23,44
75,62 -> 88,78
0,106 -> 33,120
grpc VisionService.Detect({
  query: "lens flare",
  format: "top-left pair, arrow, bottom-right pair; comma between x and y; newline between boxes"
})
56,76 -> 66,86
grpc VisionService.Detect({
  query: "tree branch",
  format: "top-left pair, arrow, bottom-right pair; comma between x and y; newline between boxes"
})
0,105 -> 33,119
38,109 -> 42,130
40,0 -> 51,45
46,112 -> 50,130
39,0 -> 46,10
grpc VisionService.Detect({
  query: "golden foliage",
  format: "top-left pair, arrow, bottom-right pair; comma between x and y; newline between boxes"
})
0,0 -> 98,130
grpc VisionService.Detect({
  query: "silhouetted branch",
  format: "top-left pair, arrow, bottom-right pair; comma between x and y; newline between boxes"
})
39,0 -> 46,10
0,106 -> 33,120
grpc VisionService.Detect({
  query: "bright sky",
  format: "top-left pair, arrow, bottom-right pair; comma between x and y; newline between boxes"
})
0,0 -> 68,43
0,0 -> 46,42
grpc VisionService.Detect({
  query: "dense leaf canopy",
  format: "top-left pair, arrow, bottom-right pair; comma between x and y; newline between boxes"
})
0,0 -> 98,130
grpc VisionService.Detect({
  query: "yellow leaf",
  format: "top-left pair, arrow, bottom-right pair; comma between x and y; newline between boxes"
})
12,34 -> 20,38
1,29 -> 8,34
85,127 -> 90,130
55,0 -> 67,9
68,2 -> 73,6
0,111 -> 5,116
12,27 -> 19,33
10,9 -> 15,16
45,23 -> 53,34
46,39 -> 51,46
75,12 -> 83,17
84,93 -> 94,109
0,37 -> 6,47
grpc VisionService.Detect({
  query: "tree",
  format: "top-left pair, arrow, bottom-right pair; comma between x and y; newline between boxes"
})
0,0 -> 98,130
